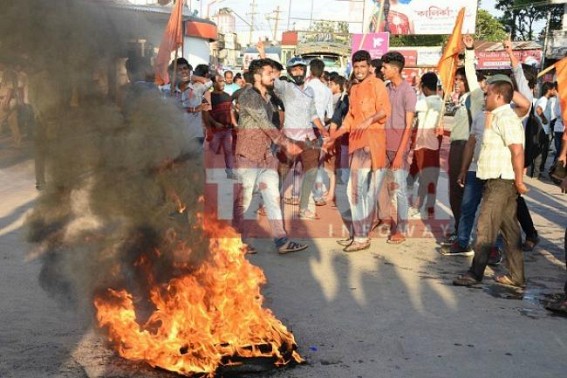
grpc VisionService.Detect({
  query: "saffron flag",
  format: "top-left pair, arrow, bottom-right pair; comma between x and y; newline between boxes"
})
155,0 -> 184,85
555,57 -> 567,124
436,7 -> 465,97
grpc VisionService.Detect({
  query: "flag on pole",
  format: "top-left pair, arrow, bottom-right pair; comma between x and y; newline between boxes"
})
155,0 -> 184,85
436,7 -> 466,96
555,57 -> 567,124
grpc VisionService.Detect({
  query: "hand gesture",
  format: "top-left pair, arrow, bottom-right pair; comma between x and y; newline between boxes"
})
256,40 -> 265,57
462,35 -> 474,49
515,181 -> 528,195
457,171 -> 466,188
286,141 -> 302,157
390,157 -> 403,171
503,36 -> 513,55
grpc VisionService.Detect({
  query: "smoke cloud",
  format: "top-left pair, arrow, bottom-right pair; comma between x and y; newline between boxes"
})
0,0 -> 207,314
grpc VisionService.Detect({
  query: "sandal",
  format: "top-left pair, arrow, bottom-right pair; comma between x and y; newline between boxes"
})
278,240 -> 308,254
494,274 -> 525,288
299,209 -> 319,220
387,232 -> 406,244
453,272 -> 481,287
284,197 -> 300,206
343,241 -> 370,253
242,244 -> 257,255
336,237 -> 353,247
314,198 -> 327,206
545,297 -> 567,314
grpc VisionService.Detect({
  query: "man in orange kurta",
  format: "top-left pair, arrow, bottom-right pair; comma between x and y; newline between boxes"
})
329,50 -> 391,252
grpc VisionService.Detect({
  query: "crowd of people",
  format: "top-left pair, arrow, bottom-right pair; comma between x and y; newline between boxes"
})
152,37 -> 565,311
5,35 -> 565,313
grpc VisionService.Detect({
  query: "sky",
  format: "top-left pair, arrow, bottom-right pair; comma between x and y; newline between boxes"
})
185,0 -> 515,42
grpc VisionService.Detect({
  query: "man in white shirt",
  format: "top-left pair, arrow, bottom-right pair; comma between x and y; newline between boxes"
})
306,58 -> 334,206
453,76 -> 527,288
532,81 -> 555,178
408,72 -> 443,219
552,82 -> 564,162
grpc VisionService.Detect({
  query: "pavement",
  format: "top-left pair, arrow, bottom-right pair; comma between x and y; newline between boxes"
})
1,130 -> 566,378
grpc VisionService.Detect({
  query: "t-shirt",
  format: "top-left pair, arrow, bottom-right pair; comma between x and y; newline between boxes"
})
210,91 -> 233,130
306,77 -> 333,121
224,82 -> 240,96
414,94 -> 443,150
385,80 -> 417,151
534,96 -> 550,135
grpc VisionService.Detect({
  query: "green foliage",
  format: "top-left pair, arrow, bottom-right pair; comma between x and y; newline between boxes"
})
496,0 -> 563,41
389,35 -> 446,47
475,9 -> 508,42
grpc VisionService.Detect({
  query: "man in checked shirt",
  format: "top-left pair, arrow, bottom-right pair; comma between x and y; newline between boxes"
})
233,59 -> 308,255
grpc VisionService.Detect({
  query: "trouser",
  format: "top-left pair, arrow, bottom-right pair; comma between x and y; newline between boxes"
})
408,148 -> 440,211
343,149 -> 386,242
532,133 -> 550,178
469,179 -> 524,283
457,171 -> 485,248
233,155 -> 287,248
449,140 -> 466,232
278,145 -> 320,212
210,129 -> 234,173
0,105 -> 20,147
554,132 -> 564,162
516,195 -> 538,241
386,150 -> 409,233
564,227 -> 567,295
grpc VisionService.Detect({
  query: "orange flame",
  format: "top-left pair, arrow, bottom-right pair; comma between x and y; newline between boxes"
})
94,215 -> 303,376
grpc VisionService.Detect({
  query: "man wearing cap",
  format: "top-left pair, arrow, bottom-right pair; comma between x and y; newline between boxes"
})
453,75 -> 528,287
256,41 -> 327,220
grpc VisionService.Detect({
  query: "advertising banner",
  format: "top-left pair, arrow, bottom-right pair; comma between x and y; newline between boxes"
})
363,0 -> 477,35
351,32 -> 390,58
476,49 -> 542,70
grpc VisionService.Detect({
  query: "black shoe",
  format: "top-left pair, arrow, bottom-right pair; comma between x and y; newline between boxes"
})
441,242 -> 474,256
440,233 -> 458,247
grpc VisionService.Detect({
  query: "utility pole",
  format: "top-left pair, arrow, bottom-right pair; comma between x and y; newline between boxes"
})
287,0 -> 292,31
266,6 -> 282,41
247,0 -> 258,46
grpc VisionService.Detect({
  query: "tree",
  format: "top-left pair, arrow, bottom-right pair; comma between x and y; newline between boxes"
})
496,0 -> 563,41
475,9 -> 508,42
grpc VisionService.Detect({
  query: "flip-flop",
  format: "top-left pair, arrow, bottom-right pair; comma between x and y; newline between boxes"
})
387,233 -> 406,244
299,210 -> 319,220
284,197 -> 300,206
343,241 -> 370,252
314,198 -> 327,206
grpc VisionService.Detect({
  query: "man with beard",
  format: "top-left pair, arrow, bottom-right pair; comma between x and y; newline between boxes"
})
233,58 -> 307,255
326,50 -> 391,252
256,42 -> 327,220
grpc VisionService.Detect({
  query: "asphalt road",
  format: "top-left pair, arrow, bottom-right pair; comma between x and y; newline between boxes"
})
1,134 -> 566,378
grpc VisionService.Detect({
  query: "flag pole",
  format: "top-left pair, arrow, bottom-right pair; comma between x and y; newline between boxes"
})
169,0 -> 184,96
537,64 -> 555,78
436,57 -> 454,136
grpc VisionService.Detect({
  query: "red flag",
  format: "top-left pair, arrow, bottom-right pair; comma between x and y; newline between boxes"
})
155,0 -> 184,85
555,57 -> 567,124
437,8 -> 466,96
